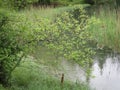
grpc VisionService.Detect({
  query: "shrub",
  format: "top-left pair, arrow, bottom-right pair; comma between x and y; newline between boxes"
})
0,5 -> 96,86
0,9 -> 39,86
40,6 -> 95,68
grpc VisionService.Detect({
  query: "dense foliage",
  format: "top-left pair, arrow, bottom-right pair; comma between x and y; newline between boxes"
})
0,3 -> 95,87
35,6 -> 95,74
46,6 -> 94,67
0,9 -> 39,86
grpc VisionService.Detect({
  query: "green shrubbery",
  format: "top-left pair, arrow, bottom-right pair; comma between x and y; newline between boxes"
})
0,9 -> 39,86
0,9 -> 13,86
0,4 -> 95,87
46,6 -> 95,67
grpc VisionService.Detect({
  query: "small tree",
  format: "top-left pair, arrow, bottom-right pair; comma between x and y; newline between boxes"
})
40,6 -> 95,70
0,5 -> 95,86
0,9 -> 39,86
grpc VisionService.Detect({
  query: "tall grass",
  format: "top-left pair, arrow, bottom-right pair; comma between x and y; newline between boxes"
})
18,4 -> 90,20
18,6 -> 73,20
0,57 -> 90,90
89,5 -> 120,52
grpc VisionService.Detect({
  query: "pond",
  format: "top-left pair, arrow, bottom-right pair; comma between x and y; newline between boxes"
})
60,52 -> 120,90
34,47 -> 120,90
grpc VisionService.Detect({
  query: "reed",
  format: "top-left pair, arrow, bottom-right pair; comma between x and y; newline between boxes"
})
89,5 -> 120,52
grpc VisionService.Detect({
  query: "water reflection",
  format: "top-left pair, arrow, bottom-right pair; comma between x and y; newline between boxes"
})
90,53 -> 120,90
61,60 -> 86,82
60,53 -> 120,90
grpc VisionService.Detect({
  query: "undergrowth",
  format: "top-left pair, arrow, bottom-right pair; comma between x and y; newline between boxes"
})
0,58 -> 90,90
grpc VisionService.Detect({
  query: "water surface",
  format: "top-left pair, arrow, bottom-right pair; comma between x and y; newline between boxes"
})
60,53 -> 120,90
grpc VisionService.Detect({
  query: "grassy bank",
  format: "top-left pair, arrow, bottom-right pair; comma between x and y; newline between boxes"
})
0,57 -> 90,90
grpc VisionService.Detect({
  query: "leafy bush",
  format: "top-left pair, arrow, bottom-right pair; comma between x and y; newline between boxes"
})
39,6 -> 95,68
0,9 -> 12,86
0,9 -> 39,86
0,5 -> 95,86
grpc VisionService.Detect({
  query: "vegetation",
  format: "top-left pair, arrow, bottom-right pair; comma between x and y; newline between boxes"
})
0,1 -> 95,89
0,58 -> 90,90
0,0 -> 120,89
0,8 -> 40,86
88,5 -> 120,52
